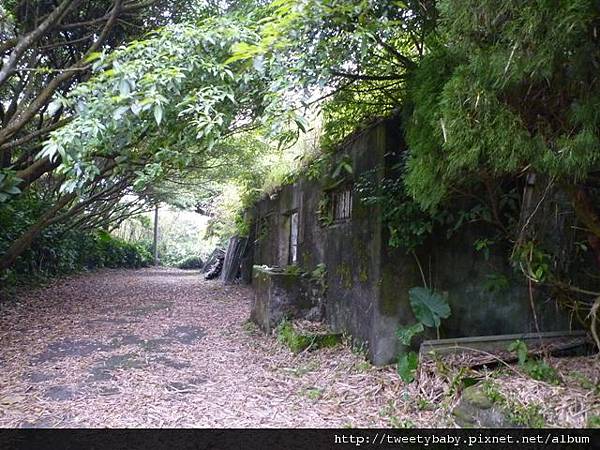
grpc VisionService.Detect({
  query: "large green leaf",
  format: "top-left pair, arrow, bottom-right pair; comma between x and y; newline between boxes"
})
409,287 -> 450,328
397,351 -> 419,383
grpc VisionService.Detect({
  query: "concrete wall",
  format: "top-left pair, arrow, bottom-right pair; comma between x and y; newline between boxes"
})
249,118 -> 574,365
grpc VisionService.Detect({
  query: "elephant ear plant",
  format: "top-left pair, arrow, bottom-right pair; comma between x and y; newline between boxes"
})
396,287 -> 451,383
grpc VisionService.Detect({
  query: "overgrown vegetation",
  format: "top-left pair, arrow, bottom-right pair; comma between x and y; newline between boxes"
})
479,380 -> 546,428
396,287 -> 451,383
508,340 -> 561,385
276,319 -> 340,354
176,255 -> 204,270
0,195 -> 152,292
1,0 -> 598,370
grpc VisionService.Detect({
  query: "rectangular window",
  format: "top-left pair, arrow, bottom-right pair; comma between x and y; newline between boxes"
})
289,211 -> 299,264
330,187 -> 352,222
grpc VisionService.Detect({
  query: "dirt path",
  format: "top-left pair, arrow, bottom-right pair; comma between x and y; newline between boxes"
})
0,268 -> 419,428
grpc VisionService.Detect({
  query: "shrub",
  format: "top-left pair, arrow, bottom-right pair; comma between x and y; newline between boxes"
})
0,198 -> 153,292
176,255 -> 204,270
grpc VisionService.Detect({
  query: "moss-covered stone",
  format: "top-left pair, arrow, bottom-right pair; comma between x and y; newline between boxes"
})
453,382 -> 548,428
452,384 -> 516,428
378,269 -> 400,316
277,321 -> 342,353
463,384 -> 495,409
353,238 -> 370,283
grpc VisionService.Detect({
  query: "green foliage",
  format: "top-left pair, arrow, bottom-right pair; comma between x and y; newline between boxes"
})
508,340 -> 561,385
176,255 -> 204,270
481,380 -> 546,427
303,153 -> 332,182
512,241 -> 552,284
483,272 -> 510,294
480,380 -> 505,404
317,193 -> 334,227
276,319 -> 340,353
0,171 -> 23,203
283,265 -> 303,276
228,0 -> 422,151
41,18 -> 280,195
507,340 -> 528,366
409,287 -> 451,328
397,351 -> 419,383
588,415 -> 600,428
473,238 -> 493,261
396,322 -> 424,346
92,231 -> 153,269
405,0 -> 600,209
5,0 -> 426,268
357,168 -> 438,252
303,388 -> 323,400
0,195 -> 152,290
508,403 -> 546,428
357,164 -> 512,253
330,154 -> 353,181
523,360 -> 561,385
234,213 -> 252,238
310,263 -> 327,281
277,320 -> 313,353
396,287 -> 451,383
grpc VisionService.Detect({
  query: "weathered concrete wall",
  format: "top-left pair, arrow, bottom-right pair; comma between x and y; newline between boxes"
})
375,224 -> 574,365
429,226 -> 566,337
251,267 -> 322,333
322,121 -> 387,359
251,120 -> 391,358
249,118 -> 575,366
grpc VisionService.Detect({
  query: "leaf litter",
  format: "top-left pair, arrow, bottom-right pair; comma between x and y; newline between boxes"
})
0,267 -> 597,428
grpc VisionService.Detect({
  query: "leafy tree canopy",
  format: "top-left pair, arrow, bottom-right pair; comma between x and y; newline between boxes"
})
405,0 -> 600,210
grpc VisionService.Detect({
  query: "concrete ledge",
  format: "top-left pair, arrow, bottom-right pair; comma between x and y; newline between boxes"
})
251,266 -> 321,333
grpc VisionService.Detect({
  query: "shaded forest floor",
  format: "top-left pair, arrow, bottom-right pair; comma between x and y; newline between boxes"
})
0,268 -> 597,428
0,268 -> 413,427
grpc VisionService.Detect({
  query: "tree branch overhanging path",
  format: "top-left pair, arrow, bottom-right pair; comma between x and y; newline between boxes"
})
0,0 -> 209,270
0,0 -> 429,273
0,0 -> 599,430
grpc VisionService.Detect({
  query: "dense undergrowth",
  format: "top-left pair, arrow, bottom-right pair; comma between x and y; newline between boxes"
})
0,196 -> 152,294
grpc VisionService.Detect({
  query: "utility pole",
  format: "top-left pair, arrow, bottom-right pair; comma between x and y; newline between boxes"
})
153,204 -> 159,266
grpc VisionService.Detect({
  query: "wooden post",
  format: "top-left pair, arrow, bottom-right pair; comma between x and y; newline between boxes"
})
153,204 -> 159,266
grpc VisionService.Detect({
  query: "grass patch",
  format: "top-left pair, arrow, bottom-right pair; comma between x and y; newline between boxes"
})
276,320 -> 342,353
587,415 -> 600,428
302,387 -> 323,400
354,360 -> 372,373
508,403 -> 546,428
480,380 -> 546,427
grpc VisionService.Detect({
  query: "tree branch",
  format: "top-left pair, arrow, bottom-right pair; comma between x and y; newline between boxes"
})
0,0 -> 79,88
330,70 -> 406,82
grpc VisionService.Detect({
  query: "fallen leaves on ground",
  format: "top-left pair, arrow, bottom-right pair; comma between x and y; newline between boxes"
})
0,268 -> 597,428
0,268 -> 423,428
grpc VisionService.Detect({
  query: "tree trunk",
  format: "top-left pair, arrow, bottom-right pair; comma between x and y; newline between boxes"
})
153,205 -> 159,265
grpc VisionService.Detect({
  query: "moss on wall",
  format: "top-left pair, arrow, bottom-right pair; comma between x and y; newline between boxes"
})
336,262 -> 353,290
353,238 -> 370,284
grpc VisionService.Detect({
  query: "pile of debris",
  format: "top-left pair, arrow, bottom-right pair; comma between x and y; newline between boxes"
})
203,236 -> 250,283
203,248 -> 225,280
